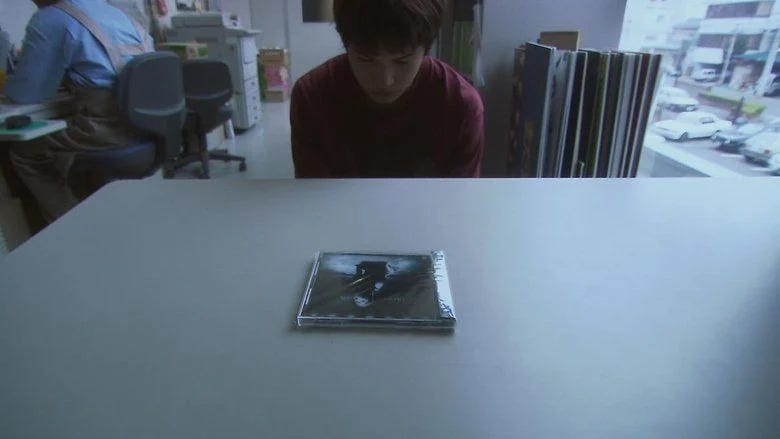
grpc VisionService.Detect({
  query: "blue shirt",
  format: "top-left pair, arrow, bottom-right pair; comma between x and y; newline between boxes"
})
4,0 -> 152,104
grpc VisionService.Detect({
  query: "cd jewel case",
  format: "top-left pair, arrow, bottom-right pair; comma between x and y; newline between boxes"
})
296,251 -> 456,329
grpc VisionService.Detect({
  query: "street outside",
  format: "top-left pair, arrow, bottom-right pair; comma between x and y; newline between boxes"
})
649,79 -> 779,177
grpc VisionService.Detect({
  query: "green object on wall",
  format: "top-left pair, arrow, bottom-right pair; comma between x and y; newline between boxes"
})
452,22 -> 474,78
259,63 -> 268,100
699,91 -> 766,117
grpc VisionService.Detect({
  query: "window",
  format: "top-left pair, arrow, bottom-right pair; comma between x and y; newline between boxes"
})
705,1 -> 774,19
698,34 -> 730,48
744,34 -> 761,50
733,34 -> 762,55
622,0 -> 779,178
757,1 -> 774,16
176,0 -> 200,11
302,0 -> 334,22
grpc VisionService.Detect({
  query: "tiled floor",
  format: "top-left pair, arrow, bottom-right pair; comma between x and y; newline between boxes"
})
172,101 -> 295,180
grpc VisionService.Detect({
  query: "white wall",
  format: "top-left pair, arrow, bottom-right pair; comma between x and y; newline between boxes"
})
0,1 -> 37,45
285,0 -> 343,83
250,0 -> 287,48
480,0 -> 627,175
247,0 -> 343,78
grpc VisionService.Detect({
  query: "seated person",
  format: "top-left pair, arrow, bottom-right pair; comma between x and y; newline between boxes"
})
3,0 -> 153,222
291,0 -> 484,178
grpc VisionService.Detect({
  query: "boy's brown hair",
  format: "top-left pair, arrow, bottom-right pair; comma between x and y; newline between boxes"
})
333,0 -> 446,53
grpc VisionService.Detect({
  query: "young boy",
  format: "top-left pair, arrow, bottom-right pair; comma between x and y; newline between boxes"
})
291,0 -> 484,178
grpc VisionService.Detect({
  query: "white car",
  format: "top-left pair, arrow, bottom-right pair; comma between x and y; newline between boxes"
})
656,87 -> 699,112
763,75 -> 780,96
644,133 -> 666,148
691,68 -> 719,82
740,132 -> 780,174
652,111 -> 732,141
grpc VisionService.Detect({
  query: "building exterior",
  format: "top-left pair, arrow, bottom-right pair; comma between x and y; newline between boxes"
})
623,2 -> 703,72
673,18 -> 703,73
620,0 -> 677,52
690,1 -> 780,91
643,17 -> 703,73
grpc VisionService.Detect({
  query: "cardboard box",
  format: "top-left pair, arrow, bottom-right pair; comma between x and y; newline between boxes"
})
259,48 -> 289,65
264,64 -> 289,89
157,42 -> 209,60
538,31 -> 580,51
265,88 -> 289,102
258,51 -> 290,101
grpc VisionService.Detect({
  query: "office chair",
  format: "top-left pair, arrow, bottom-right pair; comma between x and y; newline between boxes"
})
172,59 -> 247,179
68,51 -> 187,197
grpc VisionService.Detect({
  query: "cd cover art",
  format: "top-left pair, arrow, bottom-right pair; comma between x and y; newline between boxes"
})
296,251 -> 456,329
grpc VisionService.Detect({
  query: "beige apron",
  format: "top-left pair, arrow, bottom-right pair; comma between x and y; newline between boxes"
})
44,1 -> 154,173
8,1 -> 155,222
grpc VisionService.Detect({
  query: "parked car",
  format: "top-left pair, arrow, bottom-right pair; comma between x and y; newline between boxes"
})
740,132 -> 780,174
713,122 -> 767,152
662,64 -> 682,77
763,75 -> 780,96
656,86 -> 699,112
652,111 -> 732,141
691,68 -> 719,82
644,133 -> 666,148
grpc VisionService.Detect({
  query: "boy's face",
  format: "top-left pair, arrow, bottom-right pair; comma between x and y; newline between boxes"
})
346,46 -> 426,105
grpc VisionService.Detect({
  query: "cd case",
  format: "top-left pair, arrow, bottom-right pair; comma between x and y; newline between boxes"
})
296,251 -> 456,329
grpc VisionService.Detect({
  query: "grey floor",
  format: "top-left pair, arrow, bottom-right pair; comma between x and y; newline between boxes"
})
172,101 -> 295,180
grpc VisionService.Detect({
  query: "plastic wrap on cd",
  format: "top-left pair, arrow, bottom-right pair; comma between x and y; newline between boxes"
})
296,251 -> 456,329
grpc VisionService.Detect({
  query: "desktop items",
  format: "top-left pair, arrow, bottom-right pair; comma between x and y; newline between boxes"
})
0,119 -> 67,141
4,115 -> 31,130
259,48 -> 290,102
297,251 -> 456,330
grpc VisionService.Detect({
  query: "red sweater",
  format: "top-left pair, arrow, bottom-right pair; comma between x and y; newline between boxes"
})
290,55 -> 484,178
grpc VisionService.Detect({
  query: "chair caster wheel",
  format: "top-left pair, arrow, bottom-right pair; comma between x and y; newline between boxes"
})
239,162 -> 247,172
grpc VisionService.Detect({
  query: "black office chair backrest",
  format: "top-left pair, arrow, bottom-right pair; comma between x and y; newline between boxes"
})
182,59 -> 234,129
116,51 -> 187,161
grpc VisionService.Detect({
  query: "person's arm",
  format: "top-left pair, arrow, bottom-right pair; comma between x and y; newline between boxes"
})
290,82 -> 332,178
447,97 -> 485,177
4,12 -> 69,104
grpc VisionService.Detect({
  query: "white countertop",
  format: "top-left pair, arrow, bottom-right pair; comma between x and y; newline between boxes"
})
1,178 -> 778,438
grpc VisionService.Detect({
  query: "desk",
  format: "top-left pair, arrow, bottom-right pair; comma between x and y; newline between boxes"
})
0,93 -> 74,141
0,92 -> 76,242
0,179 -> 778,438
0,92 -> 75,124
